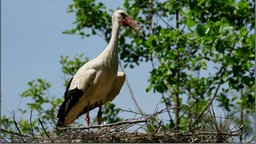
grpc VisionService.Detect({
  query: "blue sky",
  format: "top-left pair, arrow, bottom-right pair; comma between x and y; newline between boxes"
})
2,0 -> 163,121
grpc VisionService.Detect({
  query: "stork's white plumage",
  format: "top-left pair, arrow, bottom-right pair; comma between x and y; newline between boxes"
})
57,9 -> 142,127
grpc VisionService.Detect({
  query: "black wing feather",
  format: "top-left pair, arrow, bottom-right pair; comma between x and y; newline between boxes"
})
56,77 -> 101,127
57,77 -> 84,127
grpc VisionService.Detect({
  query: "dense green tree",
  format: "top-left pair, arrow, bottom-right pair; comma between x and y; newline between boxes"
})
65,0 -> 254,139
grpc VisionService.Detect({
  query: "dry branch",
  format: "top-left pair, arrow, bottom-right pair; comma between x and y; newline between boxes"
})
1,128 -> 36,138
57,118 -> 148,131
38,118 -> 50,139
29,109 -> 34,137
2,108 -> 243,143
12,111 -> 24,142
119,62 -> 145,116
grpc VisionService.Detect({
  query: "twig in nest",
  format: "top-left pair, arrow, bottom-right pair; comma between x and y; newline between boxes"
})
230,124 -> 245,133
58,119 -> 148,131
57,107 -> 169,132
181,131 -> 241,136
38,119 -> 50,139
247,135 -> 255,143
121,108 -> 147,118
0,136 -> 8,143
12,111 -> 24,142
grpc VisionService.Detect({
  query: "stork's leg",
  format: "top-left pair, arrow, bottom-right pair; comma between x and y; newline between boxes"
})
97,100 -> 103,125
86,102 -> 90,127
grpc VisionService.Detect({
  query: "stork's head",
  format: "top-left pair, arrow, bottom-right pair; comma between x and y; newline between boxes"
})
112,9 -> 143,33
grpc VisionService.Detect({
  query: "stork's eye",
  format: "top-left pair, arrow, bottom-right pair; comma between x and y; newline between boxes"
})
120,13 -> 127,19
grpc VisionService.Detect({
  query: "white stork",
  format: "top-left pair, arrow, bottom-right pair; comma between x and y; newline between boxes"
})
57,9 -> 142,127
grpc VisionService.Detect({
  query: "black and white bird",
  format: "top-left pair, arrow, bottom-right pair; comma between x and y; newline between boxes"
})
56,9 -> 142,127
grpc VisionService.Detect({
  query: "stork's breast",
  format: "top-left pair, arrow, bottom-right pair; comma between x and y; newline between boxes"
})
83,70 -> 116,104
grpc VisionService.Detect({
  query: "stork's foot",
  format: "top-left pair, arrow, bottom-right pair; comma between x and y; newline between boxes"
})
97,111 -> 102,125
86,102 -> 91,127
97,99 -> 103,125
86,114 -> 90,127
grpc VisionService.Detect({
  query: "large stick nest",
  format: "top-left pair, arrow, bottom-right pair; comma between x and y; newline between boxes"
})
1,124 -> 240,143
1,108 -> 242,143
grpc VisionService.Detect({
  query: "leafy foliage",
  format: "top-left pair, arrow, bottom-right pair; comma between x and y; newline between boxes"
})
60,54 -> 89,86
63,0 -> 255,140
1,78 -> 62,139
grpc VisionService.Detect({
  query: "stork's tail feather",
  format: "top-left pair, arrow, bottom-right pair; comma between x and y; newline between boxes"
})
56,87 -> 84,127
56,101 -> 69,127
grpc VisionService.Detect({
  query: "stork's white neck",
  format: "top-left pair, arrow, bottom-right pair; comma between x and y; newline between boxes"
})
97,20 -> 120,71
104,20 -> 120,56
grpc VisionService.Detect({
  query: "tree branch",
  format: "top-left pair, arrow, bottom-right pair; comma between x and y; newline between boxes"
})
12,111 -> 24,142
0,128 -> 40,138
38,119 -> 50,139
119,61 -> 145,116
160,93 -> 174,126
239,88 -> 244,142
156,12 -> 174,29
57,108 -> 169,131
29,109 -> 34,137
191,66 -> 226,127
58,118 -> 148,131
121,108 -> 145,117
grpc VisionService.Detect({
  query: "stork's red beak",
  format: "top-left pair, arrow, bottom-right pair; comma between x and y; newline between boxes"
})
122,16 -> 143,34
